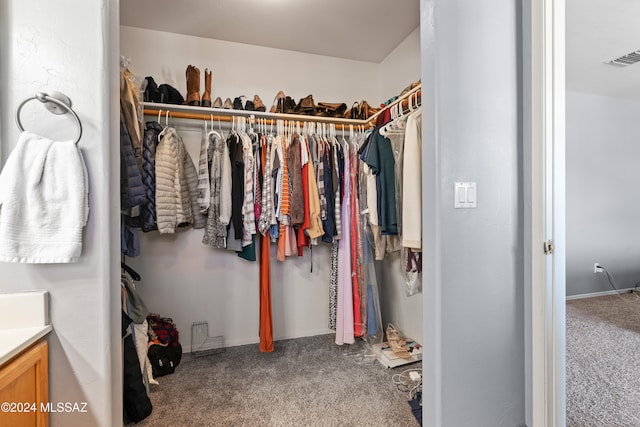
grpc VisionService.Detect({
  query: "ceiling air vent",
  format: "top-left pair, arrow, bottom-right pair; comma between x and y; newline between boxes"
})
608,50 -> 640,66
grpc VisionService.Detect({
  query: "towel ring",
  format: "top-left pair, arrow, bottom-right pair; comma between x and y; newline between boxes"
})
15,91 -> 83,145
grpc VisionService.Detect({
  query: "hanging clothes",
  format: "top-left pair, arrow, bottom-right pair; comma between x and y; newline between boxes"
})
241,132 -> 256,247
155,127 -> 203,234
363,128 -> 398,235
120,68 -> 145,171
305,141 -> 324,241
296,135 -> 313,254
259,136 -> 274,352
328,242 -> 338,331
202,131 -> 230,249
121,112 -> 146,211
348,136 -> 363,338
288,133 -> 304,227
228,132 -> 245,242
276,133 -> 292,261
258,136 -> 274,236
331,138 -> 342,241
141,121 -> 162,232
121,110 -> 145,256
320,140 -> 336,244
335,139 -> 354,346
402,109 -> 423,250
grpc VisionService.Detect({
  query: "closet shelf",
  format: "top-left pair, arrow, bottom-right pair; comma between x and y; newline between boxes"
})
142,83 -> 421,127
143,102 -> 371,126
367,84 -> 421,123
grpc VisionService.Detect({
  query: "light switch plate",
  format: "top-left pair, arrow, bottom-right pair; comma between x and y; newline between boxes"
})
454,182 -> 477,208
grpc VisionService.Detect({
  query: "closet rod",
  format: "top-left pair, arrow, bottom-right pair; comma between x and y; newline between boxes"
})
366,84 -> 422,124
143,102 -> 373,126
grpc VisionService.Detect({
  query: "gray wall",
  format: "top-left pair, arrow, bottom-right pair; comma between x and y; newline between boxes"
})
566,91 -> 640,296
0,2 -> 121,426
421,0 -> 525,425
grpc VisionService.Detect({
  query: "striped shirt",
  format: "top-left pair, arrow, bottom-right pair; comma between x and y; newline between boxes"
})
241,133 -> 255,246
258,136 -> 273,235
278,135 -> 291,226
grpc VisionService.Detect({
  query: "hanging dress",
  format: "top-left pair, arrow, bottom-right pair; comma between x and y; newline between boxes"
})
335,140 -> 354,345
259,136 -> 274,352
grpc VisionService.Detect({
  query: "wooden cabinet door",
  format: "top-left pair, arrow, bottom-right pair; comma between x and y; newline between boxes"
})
0,340 -> 48,427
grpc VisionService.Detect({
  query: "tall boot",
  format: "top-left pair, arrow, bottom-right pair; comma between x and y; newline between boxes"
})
201,68 -> 212,107
185,65 -> 201,106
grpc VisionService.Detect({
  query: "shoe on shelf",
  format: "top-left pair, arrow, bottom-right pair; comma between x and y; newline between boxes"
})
253,95 -> 266,112
212,97 -> 223,108
245,99 -> 255,111
294,94 -> 316,115
201,68 -> 212,107
270,90 -> 286,113
233,96 -> 245,110
185,65 -> 201,106
223,98 -> 233,109
284,96 -> 296,114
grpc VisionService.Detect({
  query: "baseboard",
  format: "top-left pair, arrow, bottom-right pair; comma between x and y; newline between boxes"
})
183,328 -> 334,353
566,288 -> 636,301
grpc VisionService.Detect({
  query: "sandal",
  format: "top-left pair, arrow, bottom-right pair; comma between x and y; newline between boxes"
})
386,324 -> 411,358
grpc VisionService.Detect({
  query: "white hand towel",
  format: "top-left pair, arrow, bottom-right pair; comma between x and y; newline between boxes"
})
0,131 -> 89,263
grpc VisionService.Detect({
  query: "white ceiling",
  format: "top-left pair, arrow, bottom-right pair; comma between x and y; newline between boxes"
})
120,0 -> 420,63
566,0 -> 640,100
121,0 -> 640,100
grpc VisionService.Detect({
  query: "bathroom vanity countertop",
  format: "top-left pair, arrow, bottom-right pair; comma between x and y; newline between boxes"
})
0,290 -> 51,367
0,325 -> 53,367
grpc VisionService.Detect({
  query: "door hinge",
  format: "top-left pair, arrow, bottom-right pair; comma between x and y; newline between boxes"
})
544,240 -> 554,255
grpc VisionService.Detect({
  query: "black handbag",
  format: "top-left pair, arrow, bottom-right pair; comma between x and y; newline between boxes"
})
147,342 -> 183,377
158,84 -> 185,105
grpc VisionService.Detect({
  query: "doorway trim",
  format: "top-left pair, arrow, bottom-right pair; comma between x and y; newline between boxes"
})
527,0 -> 566,425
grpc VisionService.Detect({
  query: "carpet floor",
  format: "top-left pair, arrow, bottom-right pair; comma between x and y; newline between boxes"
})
132,334 -> 421,427
567,293 -> 640,427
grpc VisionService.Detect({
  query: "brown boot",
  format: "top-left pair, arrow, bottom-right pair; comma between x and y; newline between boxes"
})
201,68 -> 212,107
185,65 -> 200,106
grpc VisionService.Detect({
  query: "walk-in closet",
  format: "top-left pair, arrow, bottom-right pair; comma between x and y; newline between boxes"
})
119,1 -> 423,425
1,1 -> 531,426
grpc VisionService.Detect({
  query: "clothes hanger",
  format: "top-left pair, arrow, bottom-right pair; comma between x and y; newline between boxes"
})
207,114 -> 221,139
121,262 -> 141,281
218,115 -> 225,139
159,110 -> 171,137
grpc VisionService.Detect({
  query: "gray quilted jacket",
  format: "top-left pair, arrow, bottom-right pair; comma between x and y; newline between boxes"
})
155,127 -> 205,234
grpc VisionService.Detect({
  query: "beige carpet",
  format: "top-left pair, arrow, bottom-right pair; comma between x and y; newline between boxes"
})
567,293 -> 640,427
130,334 -> 421,426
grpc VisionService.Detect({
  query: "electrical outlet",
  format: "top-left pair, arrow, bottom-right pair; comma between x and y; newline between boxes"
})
594,263 -> 603,273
